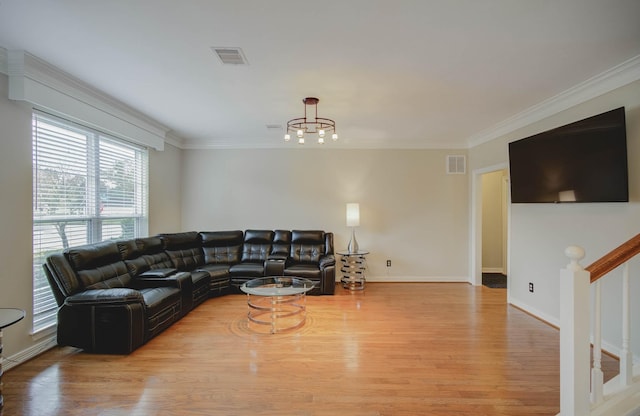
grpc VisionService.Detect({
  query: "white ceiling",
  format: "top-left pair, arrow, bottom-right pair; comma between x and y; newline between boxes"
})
1,0 -> 639,149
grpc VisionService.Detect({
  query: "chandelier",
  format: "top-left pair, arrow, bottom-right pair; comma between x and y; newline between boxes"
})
284,97 -> 338,144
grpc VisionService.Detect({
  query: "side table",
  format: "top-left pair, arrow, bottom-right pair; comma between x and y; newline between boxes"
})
0,308 -> 25,409
337,250 -> 369,291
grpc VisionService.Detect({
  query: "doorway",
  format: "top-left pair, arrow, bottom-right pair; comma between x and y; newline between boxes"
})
480,169 -> 508,288
470,164 -> 509,294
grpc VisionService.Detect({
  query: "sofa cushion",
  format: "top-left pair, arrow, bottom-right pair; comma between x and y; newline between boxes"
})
229,262 -> 265,277
290,243 -> 324,263
66,240 -> 122,271
272,230 -> 291,256
200,230 -> 243,264
158,231 -> 201,250
290,230 -> 325,263
197,263 -> 231,279
119,238 -> 175,277
241,229 -> 274,263
79,262 -> 133,290
159,232 -> 205,271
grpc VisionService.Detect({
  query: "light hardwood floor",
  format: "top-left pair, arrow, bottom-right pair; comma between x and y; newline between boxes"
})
2,283 -> 618,416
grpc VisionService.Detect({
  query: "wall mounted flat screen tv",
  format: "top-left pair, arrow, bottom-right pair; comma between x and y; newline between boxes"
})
508,107 -> 628,203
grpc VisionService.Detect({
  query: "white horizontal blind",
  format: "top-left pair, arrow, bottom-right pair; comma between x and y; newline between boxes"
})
32,112 -> 148,332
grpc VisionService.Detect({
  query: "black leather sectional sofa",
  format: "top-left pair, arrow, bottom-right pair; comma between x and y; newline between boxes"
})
43,229 -> 335,354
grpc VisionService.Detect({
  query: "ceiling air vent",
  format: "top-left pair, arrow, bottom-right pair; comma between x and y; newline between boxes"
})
447,155 -> 466,175
211,47 -> 248,65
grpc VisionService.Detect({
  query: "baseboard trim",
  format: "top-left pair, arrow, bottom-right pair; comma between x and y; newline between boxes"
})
365,275 -> 469,283
482,268 -> 505,274
508,298 -> 560,328
4,334 -> 57,371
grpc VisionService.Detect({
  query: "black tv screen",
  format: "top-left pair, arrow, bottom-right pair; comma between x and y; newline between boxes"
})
508,107 -> 628,203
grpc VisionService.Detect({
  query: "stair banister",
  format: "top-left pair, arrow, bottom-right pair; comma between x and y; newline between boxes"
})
560,232 -> 640,415
560,245 -> 591,415
620,262 -> 632,386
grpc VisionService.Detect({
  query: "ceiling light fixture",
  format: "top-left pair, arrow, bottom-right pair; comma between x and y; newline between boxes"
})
284,97 -> 338,144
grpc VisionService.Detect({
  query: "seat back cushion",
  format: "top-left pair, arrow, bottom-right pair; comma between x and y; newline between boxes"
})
241,230 -> 274,263
200,230 -> 243,264
119,237 -> 175,277
272,230 -> 292,256
65,241 -> 132,289
290,230 -> 325,263
158,232 -> 205,271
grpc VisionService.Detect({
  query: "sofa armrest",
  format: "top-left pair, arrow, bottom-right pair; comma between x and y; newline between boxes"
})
64,288 -> 143,306
139,268 -> 177,278
132,271 -> 191,289
266,256 -> 287,275
319,254 -> 335,269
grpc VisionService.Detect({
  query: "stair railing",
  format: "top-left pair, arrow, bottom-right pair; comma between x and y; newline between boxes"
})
559,233 -> 640,415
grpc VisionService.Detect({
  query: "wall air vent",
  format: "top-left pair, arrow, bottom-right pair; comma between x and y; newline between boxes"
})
447,155 -> 466,174
211,47 -> 248,65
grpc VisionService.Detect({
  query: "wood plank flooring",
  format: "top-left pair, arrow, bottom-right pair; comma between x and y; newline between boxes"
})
2,283 -> 618,416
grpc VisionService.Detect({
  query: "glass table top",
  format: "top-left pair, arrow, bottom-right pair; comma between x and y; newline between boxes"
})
240,276 -> 315,296
336,250 -> 369,256
0,308 -> 25,329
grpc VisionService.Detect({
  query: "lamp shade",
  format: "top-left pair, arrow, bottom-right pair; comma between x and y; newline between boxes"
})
346,203 -> 360,227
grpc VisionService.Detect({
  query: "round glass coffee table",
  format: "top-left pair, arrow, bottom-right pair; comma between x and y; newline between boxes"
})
240,276 -> 315,334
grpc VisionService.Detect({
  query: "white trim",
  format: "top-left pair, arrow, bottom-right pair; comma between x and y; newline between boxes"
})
509,297 -> 560,328
164,131 -> 186,149
366,275 -> 468,283
6,50 -> 167,150
467,54 -> 640,148
482,267 -> 505,274
3,334 -> 57,372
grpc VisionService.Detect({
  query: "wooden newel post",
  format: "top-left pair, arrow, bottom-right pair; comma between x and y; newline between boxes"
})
560,246 -> 591,415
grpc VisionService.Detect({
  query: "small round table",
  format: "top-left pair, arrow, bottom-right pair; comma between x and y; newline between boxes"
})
0,308 -> 25,409
240,277 -> 315,334
337,250 -> 369,291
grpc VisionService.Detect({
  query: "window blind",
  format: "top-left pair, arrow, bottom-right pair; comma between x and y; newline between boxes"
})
32,112 -> 148,332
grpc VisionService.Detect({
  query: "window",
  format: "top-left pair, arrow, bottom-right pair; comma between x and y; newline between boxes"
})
32,112 -> 148,332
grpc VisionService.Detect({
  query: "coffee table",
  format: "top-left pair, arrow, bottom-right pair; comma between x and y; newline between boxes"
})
240,276 -> 314,334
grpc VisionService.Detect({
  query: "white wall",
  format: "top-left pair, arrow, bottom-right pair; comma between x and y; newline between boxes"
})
469,79 -> 640,357
148,143 -> 182,234
0,73 -> 36,359
180,148 -> 470,281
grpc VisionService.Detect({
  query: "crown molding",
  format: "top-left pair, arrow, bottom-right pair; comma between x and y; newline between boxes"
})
467,54 -> 640,148
179,137 -> 470,150
7,50 -> 168,150
164,131 -> 187,149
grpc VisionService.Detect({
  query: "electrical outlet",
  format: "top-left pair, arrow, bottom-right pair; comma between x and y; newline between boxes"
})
386,260 -> 391,267
529,282 -> 534,293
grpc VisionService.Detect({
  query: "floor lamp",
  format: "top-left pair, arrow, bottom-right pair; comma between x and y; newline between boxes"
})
346,203 -> 360,253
